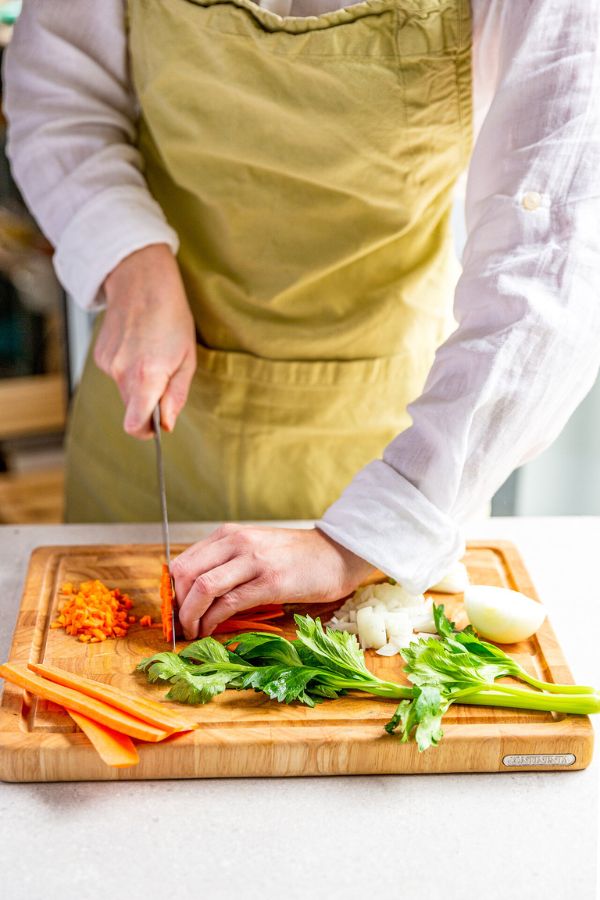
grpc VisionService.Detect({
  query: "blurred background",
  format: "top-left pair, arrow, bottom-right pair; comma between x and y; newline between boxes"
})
0,2 -> 598,525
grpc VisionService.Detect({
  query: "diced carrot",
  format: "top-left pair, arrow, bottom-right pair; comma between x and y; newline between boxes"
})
28,662 -> 196,733
67,710 -> 139,768
52,579 -> 136,642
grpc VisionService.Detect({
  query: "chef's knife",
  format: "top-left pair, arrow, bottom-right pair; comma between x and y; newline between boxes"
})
152,404 -> 177,651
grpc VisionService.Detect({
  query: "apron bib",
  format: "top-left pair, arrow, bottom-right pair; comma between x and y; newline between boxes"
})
65,0 -> 472,522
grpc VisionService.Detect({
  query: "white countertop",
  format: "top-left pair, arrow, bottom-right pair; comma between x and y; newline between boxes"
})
0,518 -> 598,900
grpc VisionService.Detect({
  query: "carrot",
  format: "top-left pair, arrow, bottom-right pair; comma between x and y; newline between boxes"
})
67,710 -> 139,768
242,604 -> 285,615
52,579 -> 135,642
160,564 -> 175,643
233,610 -> 285,622
212,605 -> 285,634
28,663 -> 196,733
0,664 -> 171,742
213,619 -> 283,634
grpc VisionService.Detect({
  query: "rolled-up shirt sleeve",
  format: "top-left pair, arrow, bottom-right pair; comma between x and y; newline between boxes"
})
3,0 -> 179,309
319,0 -> 600,592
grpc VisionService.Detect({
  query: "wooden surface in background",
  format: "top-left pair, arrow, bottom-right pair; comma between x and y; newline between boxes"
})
0,541 -> 593,781
0,374 -> 66,440
0,468 -> 64,524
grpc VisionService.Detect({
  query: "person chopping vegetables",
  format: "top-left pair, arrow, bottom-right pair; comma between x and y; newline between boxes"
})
5,1 -> 600,639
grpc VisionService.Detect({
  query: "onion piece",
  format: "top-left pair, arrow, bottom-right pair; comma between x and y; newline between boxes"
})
464,585 -> 546,643
429,561 -> 470,594
356,606 -> 387,650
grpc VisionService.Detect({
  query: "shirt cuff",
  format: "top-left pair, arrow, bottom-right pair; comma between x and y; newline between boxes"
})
317,459 -> 465,595
53,185 -> 180,309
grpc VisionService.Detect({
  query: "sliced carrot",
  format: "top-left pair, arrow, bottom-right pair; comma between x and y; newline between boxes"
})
213,619 -> 283,634
160,564 -> 174,644
234,610 -> 285,621
242,604 -> 285,615
67,710 -> 139,768
28,662 -> 195,733
0,664 -> 171,743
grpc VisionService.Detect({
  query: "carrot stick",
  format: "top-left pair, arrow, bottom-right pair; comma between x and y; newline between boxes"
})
213,619 -> 283,634
67,710 -> 139,768
234,610 -> 285,621
160,564 -> 174,644
0,664 -> 171,743
28,663 -> 195,733
241,604 -> 284,615
244,603 -> 283,619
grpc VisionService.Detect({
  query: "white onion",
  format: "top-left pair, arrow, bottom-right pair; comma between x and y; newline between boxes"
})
327,580 -> 436,648
464,585 -> 546,643
409,599 -> 436,633
356,606 -> 387,650
429,561 -> 470,594
388,627 -> 415,651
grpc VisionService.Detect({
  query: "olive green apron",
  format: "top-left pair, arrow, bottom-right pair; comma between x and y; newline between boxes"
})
65,0 -> 472,522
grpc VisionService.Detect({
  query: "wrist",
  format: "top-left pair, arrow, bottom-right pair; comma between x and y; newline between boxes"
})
104,243 -> 177,308
315,529 -> 377,593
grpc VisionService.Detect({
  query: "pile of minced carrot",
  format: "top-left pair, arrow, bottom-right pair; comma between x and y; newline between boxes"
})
52,580 -> 138,642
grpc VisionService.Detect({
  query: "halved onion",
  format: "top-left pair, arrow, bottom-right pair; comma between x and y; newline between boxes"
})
464,585 -> 546,644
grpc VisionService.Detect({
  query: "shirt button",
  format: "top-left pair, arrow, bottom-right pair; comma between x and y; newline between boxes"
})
522,191 -> 542,211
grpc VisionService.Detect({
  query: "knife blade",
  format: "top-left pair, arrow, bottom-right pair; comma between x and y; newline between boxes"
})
152,404 -> 177,651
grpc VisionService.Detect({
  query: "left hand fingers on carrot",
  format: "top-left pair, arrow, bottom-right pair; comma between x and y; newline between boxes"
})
198,580 -> 282,636
177,558 -> 257,640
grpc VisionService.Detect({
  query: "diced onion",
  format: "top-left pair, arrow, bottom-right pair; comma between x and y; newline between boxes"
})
327,580 -> 438,648
356,606 -> 387,650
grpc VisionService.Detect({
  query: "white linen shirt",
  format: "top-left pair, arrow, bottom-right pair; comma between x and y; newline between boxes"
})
5,1 -> 600,592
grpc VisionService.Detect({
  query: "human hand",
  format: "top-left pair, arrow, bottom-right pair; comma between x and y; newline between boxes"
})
94,243 -> 196,438
172,524 -> 377,639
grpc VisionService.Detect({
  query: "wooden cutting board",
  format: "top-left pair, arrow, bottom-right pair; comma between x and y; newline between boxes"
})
0,541 -> 593,781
